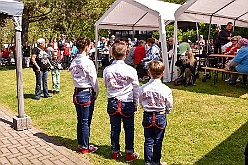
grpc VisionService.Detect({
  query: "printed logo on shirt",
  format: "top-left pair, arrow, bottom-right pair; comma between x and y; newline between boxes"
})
106,73 -> 131,90
70,65 -> 85,79
142,91 -> 165,107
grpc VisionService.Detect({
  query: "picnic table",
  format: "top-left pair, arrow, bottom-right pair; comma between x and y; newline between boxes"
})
201,66 -> 248,85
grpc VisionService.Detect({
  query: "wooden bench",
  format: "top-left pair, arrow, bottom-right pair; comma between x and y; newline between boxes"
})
201,66 -> 248,85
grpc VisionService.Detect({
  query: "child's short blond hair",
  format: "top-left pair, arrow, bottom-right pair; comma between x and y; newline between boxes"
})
111,41 -> 126,60
148,60 -> 165,79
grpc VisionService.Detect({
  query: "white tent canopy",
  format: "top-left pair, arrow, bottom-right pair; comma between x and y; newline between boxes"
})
0,0 -> 24,16
170,0 -> 248,81
175,0 -> 248,27
95,0 -> 181,82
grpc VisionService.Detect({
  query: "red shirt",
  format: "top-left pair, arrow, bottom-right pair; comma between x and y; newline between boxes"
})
2,48 -> 10,58
63,45 -> 70,56
134,45 -> 146,65
225,45 -> 239,55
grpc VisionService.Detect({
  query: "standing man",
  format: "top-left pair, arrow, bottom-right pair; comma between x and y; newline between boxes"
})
22,42 -> 31,68
58,34 -> 68,60
213,25 -> 221,54
31,38 -> 54,100
218,22 -> 234,53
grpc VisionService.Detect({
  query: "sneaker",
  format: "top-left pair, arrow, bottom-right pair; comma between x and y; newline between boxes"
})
151,162 -> 167,165
81,145 -> 98,154
236,78 -> 241,82
112,151 -> 122,160
44,95 -> 52,98
143,76 -> 150,80
34,96 -> 40,100
126,152 -> 139,162
225,78 -> 230,82
77,148 -> 82,153
160,162 -> 168,165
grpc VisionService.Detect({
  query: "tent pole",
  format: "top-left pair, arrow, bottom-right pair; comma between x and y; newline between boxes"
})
132,26 -> 134,41
196,22 -> 201,55
158,16 -> 169,82
170,20 -> 178,82
94,26 -> 99,72
12,16 -> 24,118
207,15 -> 213,55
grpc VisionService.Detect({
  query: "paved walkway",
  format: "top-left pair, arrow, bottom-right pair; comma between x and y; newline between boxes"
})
0,104 -> 93,165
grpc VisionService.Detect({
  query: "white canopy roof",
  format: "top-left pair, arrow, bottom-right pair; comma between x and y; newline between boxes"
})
0,0 -> 24,16
95,0 -> 182,82
95,0 -> 181,31
175,0 -> 248,27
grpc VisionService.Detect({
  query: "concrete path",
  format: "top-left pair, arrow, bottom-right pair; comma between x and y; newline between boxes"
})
0,104 -> 93,165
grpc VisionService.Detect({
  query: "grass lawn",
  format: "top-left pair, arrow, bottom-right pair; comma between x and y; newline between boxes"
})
0,66 -> 247,165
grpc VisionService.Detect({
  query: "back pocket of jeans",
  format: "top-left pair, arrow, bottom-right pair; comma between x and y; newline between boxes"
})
107,99 -> 118,114
76,95 -> 91,107
142,113 -> 152,127
156,114 -> 166,129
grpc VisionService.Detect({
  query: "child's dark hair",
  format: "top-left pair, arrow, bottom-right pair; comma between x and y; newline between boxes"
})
148,60 -> 165,79
111,41 -> 126,60
76,36 -> 91,51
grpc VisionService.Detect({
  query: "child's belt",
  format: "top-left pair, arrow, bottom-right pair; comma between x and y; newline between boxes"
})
108,98 -> 134,118
73,87 -> 95,106
143,111 -> 165,130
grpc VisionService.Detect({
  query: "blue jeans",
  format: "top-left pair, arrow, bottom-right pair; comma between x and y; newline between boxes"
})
35,71 -> 49,99
74,88 -> 95,148
142,111 -> 167,164
107,98 -> 135,153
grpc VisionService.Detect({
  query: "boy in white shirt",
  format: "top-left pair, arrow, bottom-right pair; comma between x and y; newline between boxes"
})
103,41 -> 139,162
139,60 -> 173,165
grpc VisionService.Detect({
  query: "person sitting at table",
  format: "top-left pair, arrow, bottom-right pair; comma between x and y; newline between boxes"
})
226,38 -> 248,85
224,36 -> 241,81
174,51 -> 197,87
224,36 -> 240,55
222,35 -> 242,54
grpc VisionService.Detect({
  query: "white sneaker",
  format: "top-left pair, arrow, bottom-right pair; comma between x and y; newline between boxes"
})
225,78 -> 230,82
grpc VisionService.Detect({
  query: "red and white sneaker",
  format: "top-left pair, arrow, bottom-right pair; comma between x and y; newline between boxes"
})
77,148 -> 82,153
81,145 -> 98,154
126,152 -> 139,162
112,151 -> 122,160
160,162 -> 168,165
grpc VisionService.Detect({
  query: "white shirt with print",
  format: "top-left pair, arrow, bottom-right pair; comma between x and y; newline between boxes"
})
139,79 -> 173,113
69,54 -> 99,97
103,60 -> 139,107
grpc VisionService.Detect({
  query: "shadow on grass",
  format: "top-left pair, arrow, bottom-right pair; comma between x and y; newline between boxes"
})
33,132 -> 144,164
193,122 -> 248,165
166,74 -> 248,99
24,94 -> 35,99
0,65 -> 16,71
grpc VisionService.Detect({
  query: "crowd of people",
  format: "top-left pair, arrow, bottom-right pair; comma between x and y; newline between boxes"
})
1,20 -> 248,164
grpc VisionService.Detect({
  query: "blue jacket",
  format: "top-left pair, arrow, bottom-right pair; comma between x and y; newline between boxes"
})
233,45 -> 248,73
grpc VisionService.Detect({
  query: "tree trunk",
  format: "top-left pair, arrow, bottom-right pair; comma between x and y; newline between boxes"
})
21,7 -> 30,46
